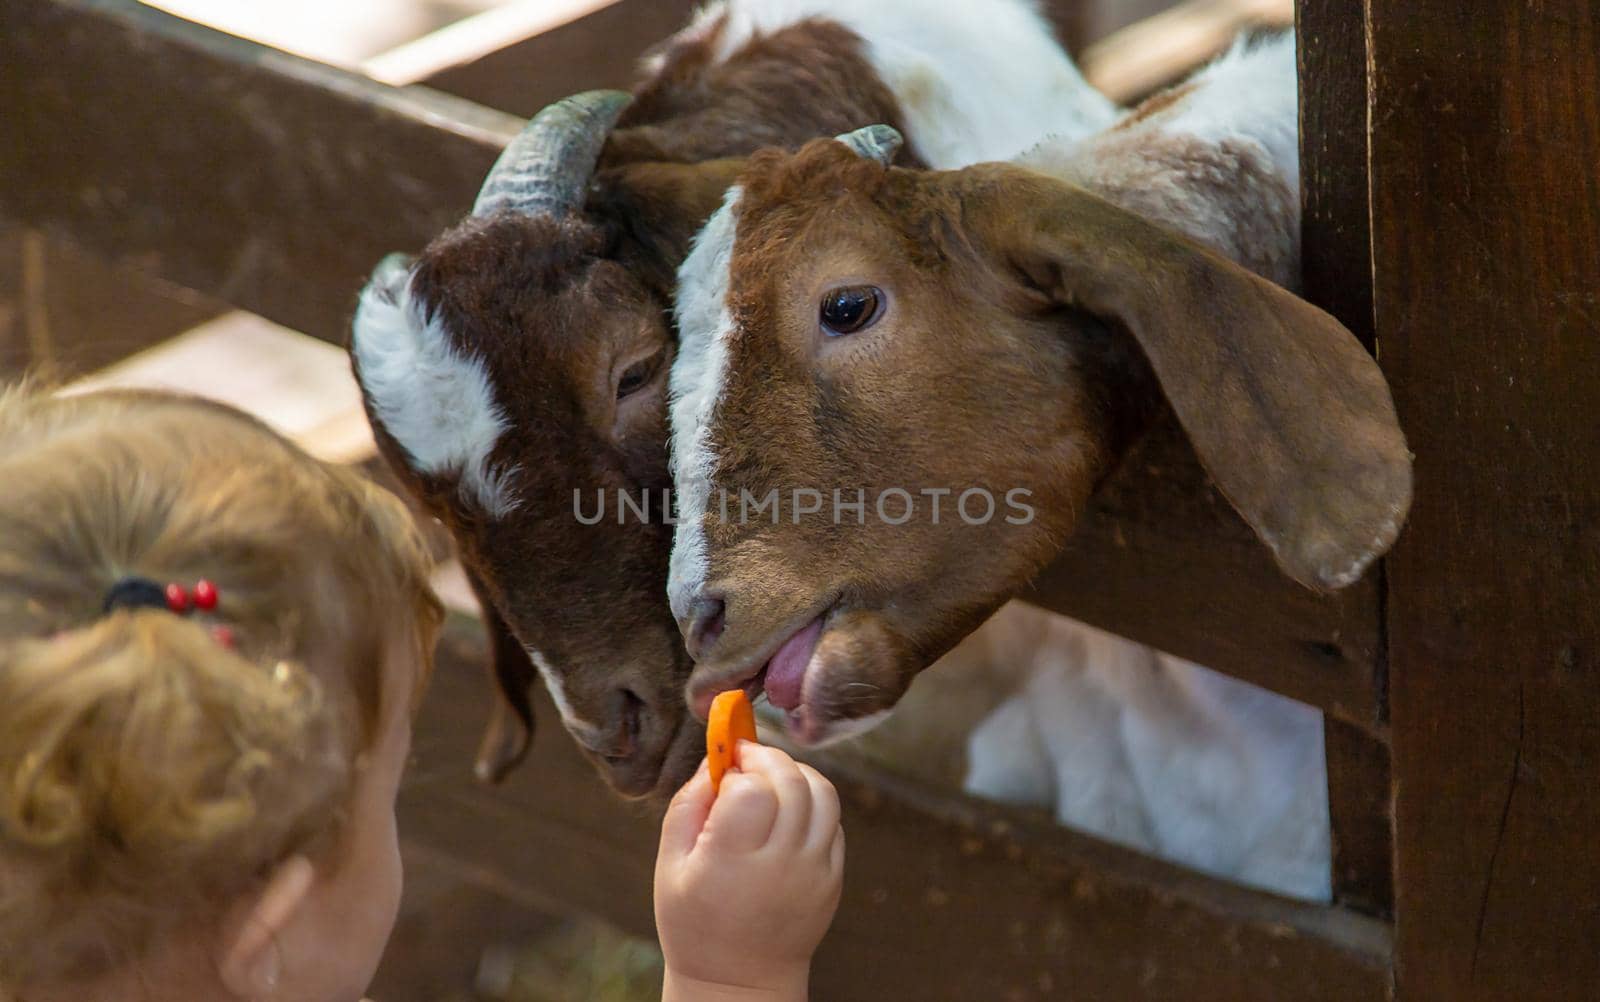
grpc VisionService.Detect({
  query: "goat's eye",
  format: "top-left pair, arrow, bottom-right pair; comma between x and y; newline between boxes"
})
616,353 -> 660,400
819,285 -> 883,336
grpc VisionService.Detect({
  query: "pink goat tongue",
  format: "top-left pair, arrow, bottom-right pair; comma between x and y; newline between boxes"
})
764,617 -> 822,711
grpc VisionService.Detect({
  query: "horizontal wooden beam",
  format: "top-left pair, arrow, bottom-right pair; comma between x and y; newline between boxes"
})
399,615 -> 1392,1001
0,224 -> 224,381
0,0 -> 1386,727
0,0 -> 520,347
412,0 -> 1090,120
1081,0 -> 1295,103
409,0 -> 699,118
1024,421 -> 1386,730
363,0 -> 629,86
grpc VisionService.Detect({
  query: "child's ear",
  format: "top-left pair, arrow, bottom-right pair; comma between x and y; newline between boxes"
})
216,854 -> 315,998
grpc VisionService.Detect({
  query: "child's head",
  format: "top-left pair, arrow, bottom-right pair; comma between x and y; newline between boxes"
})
0,386 -> 441,1001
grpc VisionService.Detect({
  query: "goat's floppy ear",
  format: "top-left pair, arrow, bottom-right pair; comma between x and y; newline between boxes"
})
968,168 -> 1412,590
466,566 -> 537,783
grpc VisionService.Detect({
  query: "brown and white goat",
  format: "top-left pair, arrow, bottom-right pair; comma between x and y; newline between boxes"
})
350,0 -> 1114,796
668,34 -> 1413,745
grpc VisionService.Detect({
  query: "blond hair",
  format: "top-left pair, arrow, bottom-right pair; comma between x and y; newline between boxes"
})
0,385 -> 441,990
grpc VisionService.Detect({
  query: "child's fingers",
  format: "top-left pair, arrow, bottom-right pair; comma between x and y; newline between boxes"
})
796,762 -> 841,851
736,743 -> 813,849
657,758 -> 714,858
829,825 -> 845,876
704,768 -> 780,853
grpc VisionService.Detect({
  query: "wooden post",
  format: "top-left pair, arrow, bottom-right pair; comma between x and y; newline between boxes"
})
1296,0 -> 1394,922
1368,2 -> 1600,997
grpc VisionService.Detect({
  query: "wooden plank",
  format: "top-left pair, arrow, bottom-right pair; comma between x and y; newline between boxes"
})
413,0 -> 699,117
0,225 -> 222,380
400,615 -> 1392,1002
418,0 -> 1092,119
1081,0 -> 1295,103
0,0 -> 521,347
1367,2 -> 1600,997
1297,0 -> 1393,920
62,313 -> 375,463
0,230 -> 42,379
364,0 -> 623,86
1022,420 -> 1386,731
374,843 -> 565,1002
1296,0 -> 1376,352
1324,716 -> 1393,919
1038,0 -> 1093,55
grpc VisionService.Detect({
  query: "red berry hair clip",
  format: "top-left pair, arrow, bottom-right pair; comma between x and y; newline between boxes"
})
104,576 -> 234,648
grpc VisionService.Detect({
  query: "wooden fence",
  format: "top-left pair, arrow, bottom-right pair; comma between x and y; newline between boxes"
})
1,0 -> 1595,998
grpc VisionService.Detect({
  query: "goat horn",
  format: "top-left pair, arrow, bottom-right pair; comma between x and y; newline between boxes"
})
835,124 -> 904,165
473,89 -> 632,218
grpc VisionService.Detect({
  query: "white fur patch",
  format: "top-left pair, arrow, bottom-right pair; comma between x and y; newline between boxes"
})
1019,32 -> 1301,285
963,694 -> 1057,807
525,645 -> 600,736
666,185 -> 744,622
351,263 -> 518,518
691,0 -> 1117,165
961,615 -> 1331,902
1027,32 -> 1299,194
1165,32 -> 1300,193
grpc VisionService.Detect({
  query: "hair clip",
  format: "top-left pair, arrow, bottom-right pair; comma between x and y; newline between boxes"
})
103,576 -> 232,648
194,579 -> 219,611
103,577 -> 173,615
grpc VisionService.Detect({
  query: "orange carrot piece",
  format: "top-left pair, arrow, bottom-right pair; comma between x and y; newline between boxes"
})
706,689 -> 759,794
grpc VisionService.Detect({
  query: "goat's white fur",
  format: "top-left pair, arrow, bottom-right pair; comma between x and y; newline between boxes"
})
1121,32 -> 1298,193
351,265 -> 518,517
662,0 -> 1117,167
962,613 -> 1330,901
525,645 -> 600,737
1023,32 -> 1301,286
668,185 -> 744,624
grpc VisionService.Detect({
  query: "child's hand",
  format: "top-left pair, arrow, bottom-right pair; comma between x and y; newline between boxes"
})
654,743 -> 844,998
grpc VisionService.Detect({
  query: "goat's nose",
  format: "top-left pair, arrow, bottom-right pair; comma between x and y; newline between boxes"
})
683,593 -> 726,661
